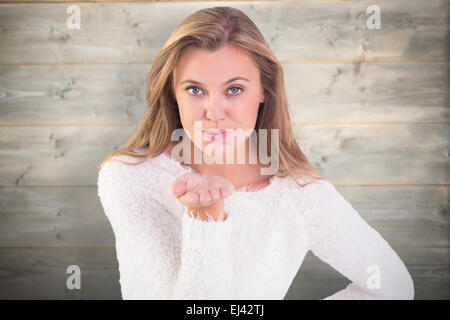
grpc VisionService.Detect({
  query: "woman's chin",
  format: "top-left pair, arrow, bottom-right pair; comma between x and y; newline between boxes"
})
201,143 -> 248,164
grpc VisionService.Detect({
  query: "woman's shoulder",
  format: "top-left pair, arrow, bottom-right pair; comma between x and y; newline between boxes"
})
281,174 -> 331,192
281,174 -> 340,208
98,149 -> 174,191
97,149 -> 183,212
99,154 -> 155,178
287,174 -> 352,216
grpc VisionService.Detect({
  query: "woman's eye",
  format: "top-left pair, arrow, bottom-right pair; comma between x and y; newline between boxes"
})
185,86 -> 243,96
186,86 -> 204,96
228,86 -> 243,95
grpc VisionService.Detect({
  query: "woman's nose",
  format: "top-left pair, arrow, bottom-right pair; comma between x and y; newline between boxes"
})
205,100 -> 225,122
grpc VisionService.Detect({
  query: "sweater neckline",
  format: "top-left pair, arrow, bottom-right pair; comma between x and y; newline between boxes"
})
160,151 -> 279,194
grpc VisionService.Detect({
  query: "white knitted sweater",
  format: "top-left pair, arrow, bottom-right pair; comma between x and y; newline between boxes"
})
97,151 -> 415,300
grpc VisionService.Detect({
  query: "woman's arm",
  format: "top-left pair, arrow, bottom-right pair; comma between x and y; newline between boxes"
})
97,160 -> 234,299
188,198 -> 227,221
295,179 -> 415,300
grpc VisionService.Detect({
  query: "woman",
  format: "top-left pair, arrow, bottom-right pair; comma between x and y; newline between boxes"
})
97,6 -> 414,300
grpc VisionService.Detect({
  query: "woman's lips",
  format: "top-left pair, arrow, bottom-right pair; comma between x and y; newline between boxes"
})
202,129 -> 229,140
203,129 -> 227,135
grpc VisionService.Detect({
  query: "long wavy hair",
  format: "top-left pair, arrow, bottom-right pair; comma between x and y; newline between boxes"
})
98,6 -> 326,188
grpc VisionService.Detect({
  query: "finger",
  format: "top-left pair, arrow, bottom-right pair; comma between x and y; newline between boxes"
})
172,173 -> 202,197
172,179 -> 187,198
210,188 -> 220,201
199,189 -> 212,204
179,191 -> 200,207
219,184 -> 234,198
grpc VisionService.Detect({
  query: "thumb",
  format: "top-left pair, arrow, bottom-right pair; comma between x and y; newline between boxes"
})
172,180 -> 187,198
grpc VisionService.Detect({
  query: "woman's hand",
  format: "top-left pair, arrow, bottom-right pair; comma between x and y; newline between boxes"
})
172,172 -> 235,208
171,172 -> 235,221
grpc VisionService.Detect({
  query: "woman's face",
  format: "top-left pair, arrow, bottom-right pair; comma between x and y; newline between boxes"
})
172,44 -> 265,161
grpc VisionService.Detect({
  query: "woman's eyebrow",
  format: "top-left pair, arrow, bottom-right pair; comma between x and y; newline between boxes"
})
179,77 -> 250,86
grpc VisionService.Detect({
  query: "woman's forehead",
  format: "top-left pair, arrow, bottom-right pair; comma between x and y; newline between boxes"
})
174,45 -> 258,78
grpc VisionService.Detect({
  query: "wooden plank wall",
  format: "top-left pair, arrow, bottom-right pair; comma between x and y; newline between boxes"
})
0,0 -> 448,300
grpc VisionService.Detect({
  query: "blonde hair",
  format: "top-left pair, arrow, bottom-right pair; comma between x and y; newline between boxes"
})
99,6 -> 327,188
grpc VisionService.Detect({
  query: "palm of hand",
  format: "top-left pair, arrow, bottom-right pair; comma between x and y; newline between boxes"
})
172,173 -> 235,208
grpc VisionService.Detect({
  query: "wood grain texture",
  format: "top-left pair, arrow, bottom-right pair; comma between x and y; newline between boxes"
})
286,247 -> 450,300
0,125 -> 447,185
0,247 -> 447,299
0,0 -> 448,63
0,248 -> 121,300
0,62 -> 448,125
0,185 -> 448,247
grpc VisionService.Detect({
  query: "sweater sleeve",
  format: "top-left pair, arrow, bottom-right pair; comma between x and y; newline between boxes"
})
97,160 -> 234,300
297,179 -> 415,300
171,207 -> 234,299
